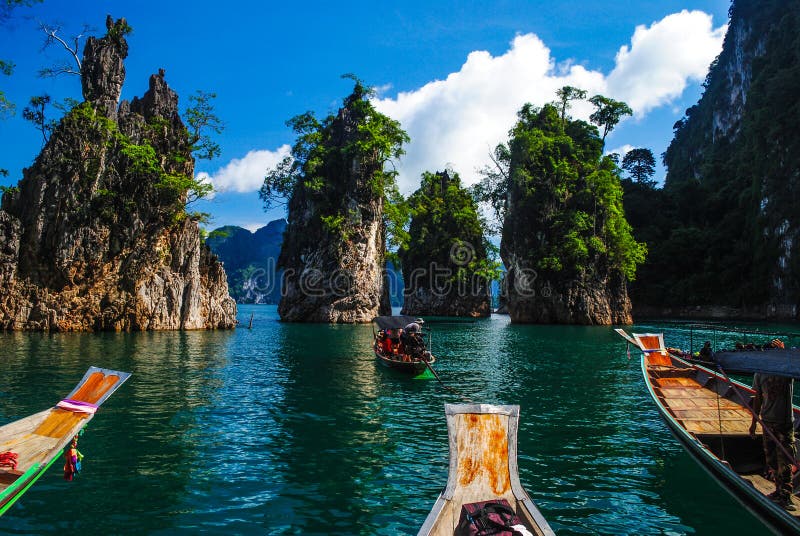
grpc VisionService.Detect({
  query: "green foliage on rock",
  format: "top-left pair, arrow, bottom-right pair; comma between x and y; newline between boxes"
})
633,0 -> 800,310
185,90 -> 223,160
63,100 -> 210,224
500,102 -> 645,281
260,76 -> 409,246
401,170 -> 499,283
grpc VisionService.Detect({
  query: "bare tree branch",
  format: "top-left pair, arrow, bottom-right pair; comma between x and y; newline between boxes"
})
487,147 -> 509,181
38,22 -> 86,77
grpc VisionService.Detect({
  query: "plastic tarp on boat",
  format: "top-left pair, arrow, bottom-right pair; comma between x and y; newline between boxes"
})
373,316 -> 419,331
711,349 -> 800,379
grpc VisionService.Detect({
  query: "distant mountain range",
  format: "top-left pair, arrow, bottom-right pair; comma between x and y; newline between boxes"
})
206,219 -> 286,304
206,219 -> 404,306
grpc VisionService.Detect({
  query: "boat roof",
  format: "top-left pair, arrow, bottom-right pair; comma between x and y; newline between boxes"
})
373,315 -> 420,331
712,349 -> 800,379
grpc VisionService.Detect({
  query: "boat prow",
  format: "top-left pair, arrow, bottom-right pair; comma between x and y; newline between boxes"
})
418,404 -> 555,536
0,366 -> 131,516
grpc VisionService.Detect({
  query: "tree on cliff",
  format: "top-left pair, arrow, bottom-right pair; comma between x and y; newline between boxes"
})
503,102 -> 644,281
260,75 -> 410,322
260,75 -> 409,246
555,86 -> 587,121
475,98 -> 644,323
400,170 -> 497,316
589,95 -> 632,143
621,148 -> 656,185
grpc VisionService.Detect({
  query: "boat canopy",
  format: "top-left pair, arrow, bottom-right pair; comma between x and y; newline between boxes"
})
373,315 -> 419,331
711,349 -> 800,379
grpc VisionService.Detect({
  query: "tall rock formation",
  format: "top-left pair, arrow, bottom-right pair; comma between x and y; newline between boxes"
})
400,170 -> 491,317
649,0 -> 800,319
276,83 -> 406,322
500,104 -> 643,325
0,17 -> 237,331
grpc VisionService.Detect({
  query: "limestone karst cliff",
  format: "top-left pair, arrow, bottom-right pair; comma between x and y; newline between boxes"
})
0,16 -> 236,331
274,81 -> 407,323
399,171 -> 492,318
500,104 -> 643,325
631,0 -> 800,319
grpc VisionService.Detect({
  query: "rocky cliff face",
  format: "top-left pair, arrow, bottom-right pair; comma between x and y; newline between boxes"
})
399,171 -> 491,318
278,101 -> 392,323
502,247 -> 632,325
0,16 -> 236,331
663,1 -> 770,180
655,0 -> 800,319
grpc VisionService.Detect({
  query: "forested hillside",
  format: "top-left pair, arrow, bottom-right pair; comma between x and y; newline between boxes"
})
625,0 -> 799,319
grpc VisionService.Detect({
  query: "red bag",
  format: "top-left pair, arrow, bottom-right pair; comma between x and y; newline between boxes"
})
454,499 -> 525,535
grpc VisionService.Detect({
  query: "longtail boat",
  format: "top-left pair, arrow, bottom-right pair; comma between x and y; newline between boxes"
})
418,404 -> 555,536
617,329 -> 800,534
0,366 -> 131,516
373,315 -> 436,375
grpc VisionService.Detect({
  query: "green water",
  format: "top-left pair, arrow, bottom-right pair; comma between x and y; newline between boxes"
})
0,305 -> 782,534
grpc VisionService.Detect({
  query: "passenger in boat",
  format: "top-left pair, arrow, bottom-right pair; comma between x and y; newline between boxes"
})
377,330 -> 393,355
749,373 -> 797,511
698,341 -> 713,361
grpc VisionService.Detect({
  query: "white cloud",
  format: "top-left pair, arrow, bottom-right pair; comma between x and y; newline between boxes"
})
196,145 -> 291,195
607,10 -> 727,116
607,144 -> 634,157
373,10 -> 725,193
203,10 -> 725,198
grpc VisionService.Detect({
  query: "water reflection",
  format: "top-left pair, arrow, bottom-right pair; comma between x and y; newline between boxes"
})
0,309 -> 778,534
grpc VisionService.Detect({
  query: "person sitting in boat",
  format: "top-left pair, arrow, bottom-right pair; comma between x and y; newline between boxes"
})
376,330 -> 392,355
402,319 -> 430,361
749,373 -> 797,511
698,341 -> 712,361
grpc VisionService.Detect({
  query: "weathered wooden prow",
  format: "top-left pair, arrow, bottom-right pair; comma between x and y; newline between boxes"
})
418,404 -> 554,536
444,404 -> 518,506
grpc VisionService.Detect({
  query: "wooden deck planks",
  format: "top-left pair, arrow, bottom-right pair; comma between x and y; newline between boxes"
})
683,419 -> 753,435
660,397 -> 742,410
656,377 -> 703,388
0,432 -> 60,472
672,408 -> 753,421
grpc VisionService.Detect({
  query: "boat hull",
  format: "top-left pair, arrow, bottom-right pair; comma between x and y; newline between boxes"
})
0,366 -> 131,516
640,351 -> 800,534
417,404 -> 555,536
374,349 -> 432,375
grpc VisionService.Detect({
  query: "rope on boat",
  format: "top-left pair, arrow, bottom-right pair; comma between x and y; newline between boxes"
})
712,362 -> 800,475
715,379 -> 726,462
424,360 -> 475,404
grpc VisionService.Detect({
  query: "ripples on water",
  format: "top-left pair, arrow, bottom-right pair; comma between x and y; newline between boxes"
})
0,307 -> 776,534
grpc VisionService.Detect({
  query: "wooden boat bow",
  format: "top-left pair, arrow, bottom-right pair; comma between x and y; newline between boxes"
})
418,404 -> 555,536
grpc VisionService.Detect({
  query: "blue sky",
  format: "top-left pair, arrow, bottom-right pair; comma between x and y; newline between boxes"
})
1,0 -> 731,232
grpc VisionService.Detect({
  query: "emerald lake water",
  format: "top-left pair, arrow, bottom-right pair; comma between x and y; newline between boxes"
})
0,305 -> 788,535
